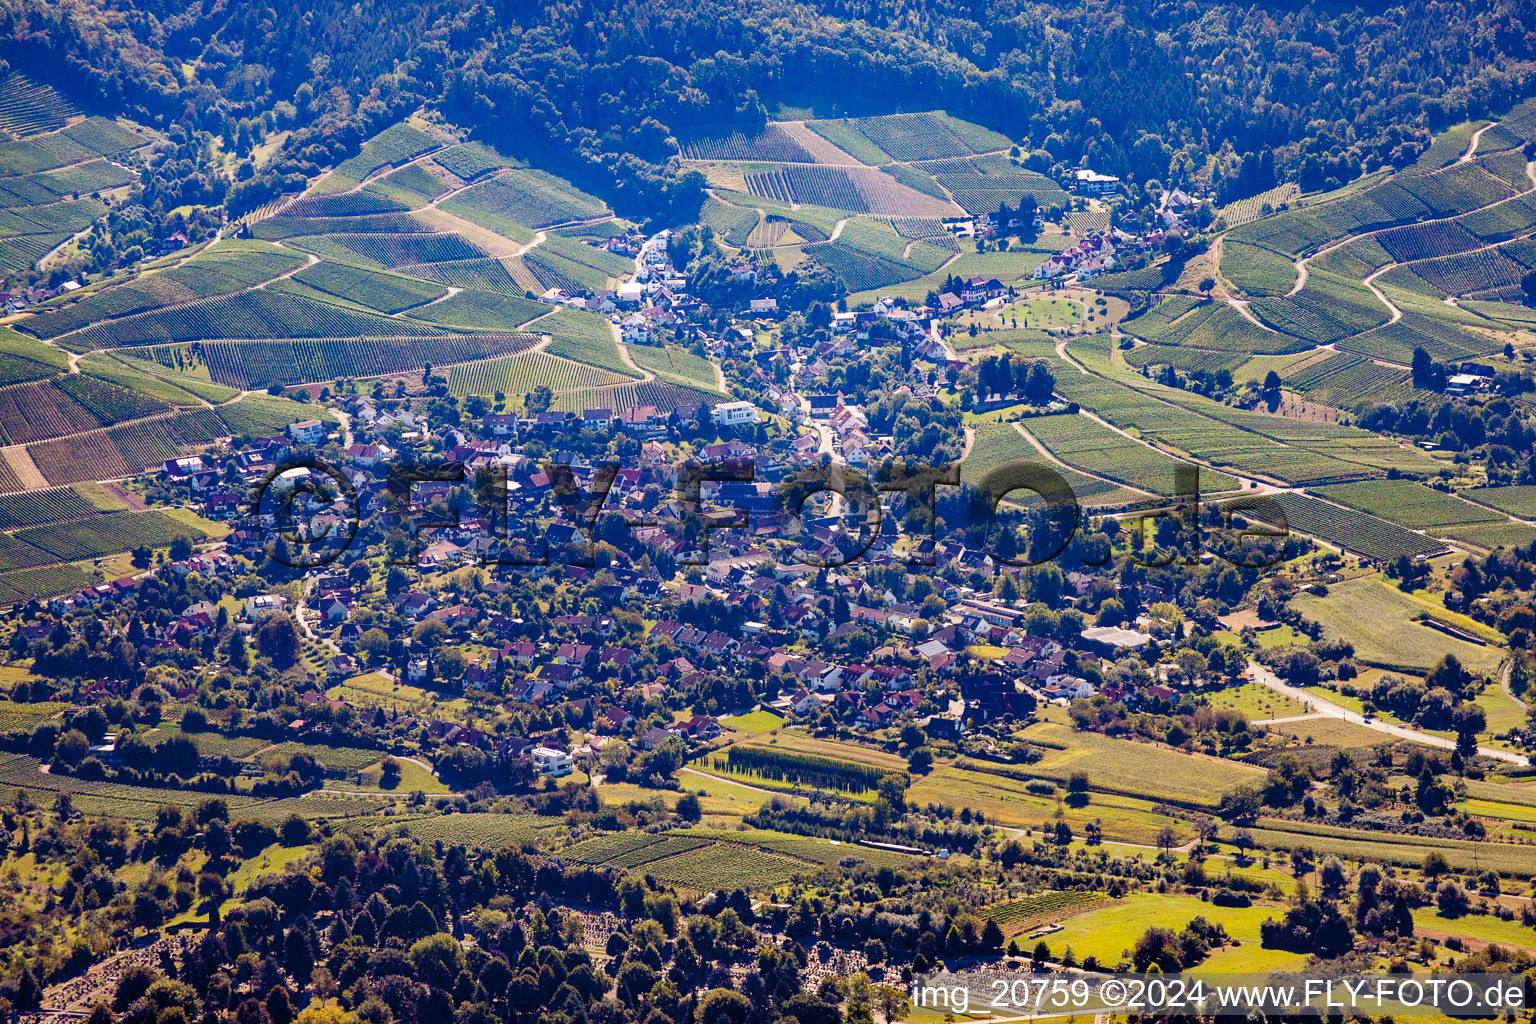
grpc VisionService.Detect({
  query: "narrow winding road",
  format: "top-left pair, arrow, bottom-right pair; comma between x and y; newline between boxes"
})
1246,662 -> 1529,766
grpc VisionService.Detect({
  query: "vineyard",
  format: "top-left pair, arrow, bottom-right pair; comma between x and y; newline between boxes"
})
1238,492 -> 1446,561
0,753 -> 382,823
628,345 -> 720,391
432,142 -> 521,180
700,197 -> 761,246
639,841 -> 808,892
292,261 -> 447,313
249,213 -> 431,241
399,257 -> 526,294
743,165 -> 954,217
1337,313 -> 1501,365
364,163 -> 451,206
1123,296 -> 1307,354
520,235 -> 633,292
22,244 -> 309,339
680,124 -> 816,162
315,231 -> 490,268
0,74 -> 79,136
283,193 -> 408,218
546,379 -> 723,414
442,168 -> 608,228
544,322 -> 639,377
0,487 -> 100,530
1280,352 -> 1416,408
25,398 -> 313,484
564,833 -> 711,868
1059,336 -> 1438,485
1219,183 -> 1301,229
447,351 -> 635,399
406,288 -> 548,331
1220,241 -> 1297,295
712,744 -> 897,795
925,154 -> 1070,215
802,218 -> 954,292
1397,244 -> 1534,298
1122,343 -> 1245,375
1458,485 -> 1536,518
67,290 -> 444,349
313,122 -> 441,192
390,812 -> 553,847
1373,219 -> 1483,262
11,510 -> 205,562
1310,479 -> 1502,530
984,891 -> 1113,930
196,333 -> 539,389
1021,415 -> 1237,497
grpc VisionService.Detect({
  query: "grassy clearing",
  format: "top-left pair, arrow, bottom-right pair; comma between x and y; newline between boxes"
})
1205,682 -> 1307,720
1030,893 -> 1290,969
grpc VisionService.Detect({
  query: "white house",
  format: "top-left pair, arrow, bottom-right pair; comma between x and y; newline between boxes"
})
532,746 -> 575,777
712,401 -> 760,428
245,594 -> 288,619
621,313 -> 652,344
289,420 -> 328,444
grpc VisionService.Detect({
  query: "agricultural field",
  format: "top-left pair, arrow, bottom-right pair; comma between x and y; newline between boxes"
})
1204,681 -> 1308,720
1309,479 -> 1502,530
962,420 -> 1139,507
195,333 -> 539,389
291,261 -> 447,313
447,350 -> 636,400
627,345 -> 720,391
1290,577 -> 1505,674
986,720 -> 1265,808
1459,484 -> 1536,518
1020,414 -> 1238,497
801,217 -> 955,292
1238,491 -> 1446,561
908,764 -> 1197,846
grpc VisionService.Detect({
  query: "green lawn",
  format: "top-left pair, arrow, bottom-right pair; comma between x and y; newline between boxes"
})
721,709 -> 786,734
1412,908 -> 1536,951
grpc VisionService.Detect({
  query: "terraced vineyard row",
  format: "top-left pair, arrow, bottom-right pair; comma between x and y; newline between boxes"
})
67,290 -> 443,348
0,73 -> 79,136
21,244 -> 309,339
25,400 -> 312,485
680,124 -> 816,162
1310,479 -> 1501,530
442,168 -> 608,228
195,333 -> 540,389
447,351 -> 635,398
1247,492 -> 1446,560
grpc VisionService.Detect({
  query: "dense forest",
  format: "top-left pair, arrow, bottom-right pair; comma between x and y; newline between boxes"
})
4,0 -> 1536,218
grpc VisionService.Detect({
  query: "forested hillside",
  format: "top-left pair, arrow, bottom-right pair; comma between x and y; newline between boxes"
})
4,0 -> 1536,222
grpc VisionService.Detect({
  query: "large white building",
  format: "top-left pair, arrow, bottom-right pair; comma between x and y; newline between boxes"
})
712,401 -> 760,428
532,746 -> 574,777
